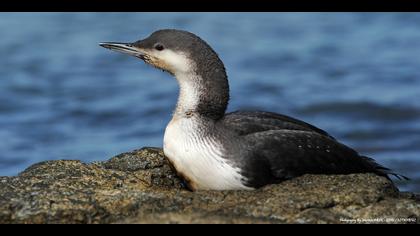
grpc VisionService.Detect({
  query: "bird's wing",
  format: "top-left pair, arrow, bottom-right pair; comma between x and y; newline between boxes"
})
222,111 -> 335,139
239,129 -> 405,188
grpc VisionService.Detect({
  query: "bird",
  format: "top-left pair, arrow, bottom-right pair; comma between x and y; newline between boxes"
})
100,29 -> 408,191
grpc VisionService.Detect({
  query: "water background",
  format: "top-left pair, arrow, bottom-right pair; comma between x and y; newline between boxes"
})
0,13 -> 419,192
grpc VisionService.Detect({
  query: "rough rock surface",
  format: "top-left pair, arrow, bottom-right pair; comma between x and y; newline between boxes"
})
0,147 -> 418,224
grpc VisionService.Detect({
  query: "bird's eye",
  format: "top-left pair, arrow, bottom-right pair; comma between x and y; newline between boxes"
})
154,43 -> 164,51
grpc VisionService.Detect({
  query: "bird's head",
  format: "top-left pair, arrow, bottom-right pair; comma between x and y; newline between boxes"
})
100,29 -> 220,77
100,29 -> 229,120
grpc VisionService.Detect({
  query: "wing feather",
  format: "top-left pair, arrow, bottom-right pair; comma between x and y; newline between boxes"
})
222,111 -> 335,139
240,130 -> 401,187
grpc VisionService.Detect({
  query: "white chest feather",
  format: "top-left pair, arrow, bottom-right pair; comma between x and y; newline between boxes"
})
163,118 -> 252,190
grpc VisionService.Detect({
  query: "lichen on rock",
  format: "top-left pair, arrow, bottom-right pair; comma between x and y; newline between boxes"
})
0,147 -> 418,224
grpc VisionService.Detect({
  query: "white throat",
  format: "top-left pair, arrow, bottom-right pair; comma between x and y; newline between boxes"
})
174,73 -> 202,117
153,49 -> 202,118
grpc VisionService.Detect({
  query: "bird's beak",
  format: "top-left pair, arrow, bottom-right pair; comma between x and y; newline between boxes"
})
99,42 -> 145,58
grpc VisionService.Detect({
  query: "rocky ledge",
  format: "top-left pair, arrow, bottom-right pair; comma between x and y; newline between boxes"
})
0,147 -> 418,224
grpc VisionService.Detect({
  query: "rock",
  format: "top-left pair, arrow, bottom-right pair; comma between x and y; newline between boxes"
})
0,147 -> 418,224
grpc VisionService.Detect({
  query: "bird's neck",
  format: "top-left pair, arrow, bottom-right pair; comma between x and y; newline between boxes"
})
174,69 -> 229,121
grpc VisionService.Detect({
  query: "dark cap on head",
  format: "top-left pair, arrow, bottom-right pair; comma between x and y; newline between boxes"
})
133,29 -> 206,51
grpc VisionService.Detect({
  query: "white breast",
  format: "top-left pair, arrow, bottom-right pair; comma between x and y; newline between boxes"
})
163,117 -> 252,190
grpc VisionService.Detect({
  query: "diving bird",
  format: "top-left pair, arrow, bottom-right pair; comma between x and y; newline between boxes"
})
100,29 -> 408,191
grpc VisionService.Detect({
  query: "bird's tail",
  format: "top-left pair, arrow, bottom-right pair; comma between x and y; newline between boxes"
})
361,156 -> 410,181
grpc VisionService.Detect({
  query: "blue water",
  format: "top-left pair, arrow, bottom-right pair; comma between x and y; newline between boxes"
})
0,13 -> 419,192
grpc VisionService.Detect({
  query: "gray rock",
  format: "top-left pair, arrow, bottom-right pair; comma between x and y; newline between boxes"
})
0,147 -> 418,224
